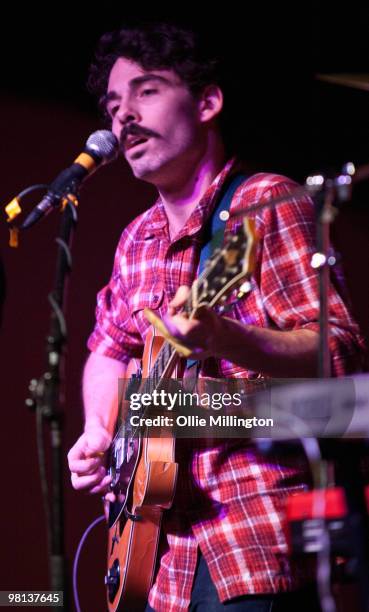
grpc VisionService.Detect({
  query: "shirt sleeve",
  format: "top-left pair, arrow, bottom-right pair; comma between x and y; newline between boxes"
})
257,179 -> 367,376
87,232 -> 144,364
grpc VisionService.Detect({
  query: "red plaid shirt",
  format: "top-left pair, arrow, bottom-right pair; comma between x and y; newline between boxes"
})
88,159 -> 366,610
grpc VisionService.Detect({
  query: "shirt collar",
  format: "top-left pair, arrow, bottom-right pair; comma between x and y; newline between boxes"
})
141,157 -> 238,241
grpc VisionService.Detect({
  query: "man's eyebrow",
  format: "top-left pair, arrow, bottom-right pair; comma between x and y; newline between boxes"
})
101,74 -> 172,108
130,74 -> 172,87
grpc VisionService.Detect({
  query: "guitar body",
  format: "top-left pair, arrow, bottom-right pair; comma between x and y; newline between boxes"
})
106,329 -> 179,612
105,216 -> 257,610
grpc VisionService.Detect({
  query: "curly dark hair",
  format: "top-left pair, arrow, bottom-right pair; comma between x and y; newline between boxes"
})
88,22 -> 221,107
87,21 -> 240,154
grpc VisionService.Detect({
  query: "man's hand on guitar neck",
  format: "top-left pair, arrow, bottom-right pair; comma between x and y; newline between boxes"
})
165,285 -> 320,377
163,285 -> 226,360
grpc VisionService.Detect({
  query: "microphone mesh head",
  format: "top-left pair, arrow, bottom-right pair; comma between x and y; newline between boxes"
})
85,130 -> 119,163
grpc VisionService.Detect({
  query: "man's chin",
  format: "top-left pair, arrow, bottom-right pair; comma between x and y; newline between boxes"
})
127,152 -> 172,184
129,159 -> 161,182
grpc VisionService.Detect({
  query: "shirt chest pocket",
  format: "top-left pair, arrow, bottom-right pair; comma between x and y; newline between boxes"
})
126,284 -> 166,338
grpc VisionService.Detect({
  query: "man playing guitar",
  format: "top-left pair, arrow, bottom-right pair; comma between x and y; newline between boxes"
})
68,22 -> 366,612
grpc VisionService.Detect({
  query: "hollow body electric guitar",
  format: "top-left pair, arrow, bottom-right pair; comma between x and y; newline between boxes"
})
105,217 -> 257,611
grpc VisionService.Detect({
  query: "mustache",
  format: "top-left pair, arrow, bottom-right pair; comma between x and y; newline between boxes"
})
119,123 -> 159,147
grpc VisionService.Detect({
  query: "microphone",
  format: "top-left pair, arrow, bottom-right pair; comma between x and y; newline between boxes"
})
21,130 -> 119,230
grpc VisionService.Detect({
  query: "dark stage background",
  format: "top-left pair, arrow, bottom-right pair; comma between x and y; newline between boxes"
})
0,7 -> 369,611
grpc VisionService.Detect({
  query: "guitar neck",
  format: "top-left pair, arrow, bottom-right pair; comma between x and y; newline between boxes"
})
143,338 -> 180,392
145,288 -> 197,388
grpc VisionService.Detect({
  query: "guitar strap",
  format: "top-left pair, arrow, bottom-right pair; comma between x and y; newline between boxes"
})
186,172 -> 248,370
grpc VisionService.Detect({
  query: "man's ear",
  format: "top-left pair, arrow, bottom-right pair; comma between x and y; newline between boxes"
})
198,85 -> 223,123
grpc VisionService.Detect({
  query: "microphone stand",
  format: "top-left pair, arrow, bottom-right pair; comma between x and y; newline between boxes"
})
309,165 -> 356,379
313,185 -> 334,379
26,197 -> 78,609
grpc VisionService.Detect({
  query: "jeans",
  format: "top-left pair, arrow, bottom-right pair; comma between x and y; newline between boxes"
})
145,552 -> 321,611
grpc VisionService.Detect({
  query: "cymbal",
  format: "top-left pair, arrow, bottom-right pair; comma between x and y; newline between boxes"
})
316,73 -> 369,92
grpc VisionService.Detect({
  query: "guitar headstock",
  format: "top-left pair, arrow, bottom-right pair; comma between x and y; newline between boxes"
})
190,217 -> 258,311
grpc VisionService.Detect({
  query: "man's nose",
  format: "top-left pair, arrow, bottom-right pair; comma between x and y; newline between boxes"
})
116,99 -> 140,125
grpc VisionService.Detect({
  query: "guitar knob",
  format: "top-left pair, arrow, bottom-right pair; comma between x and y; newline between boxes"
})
105,559 -> 120,601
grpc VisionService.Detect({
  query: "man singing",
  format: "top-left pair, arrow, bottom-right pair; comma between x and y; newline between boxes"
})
68,22 -> 366,611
